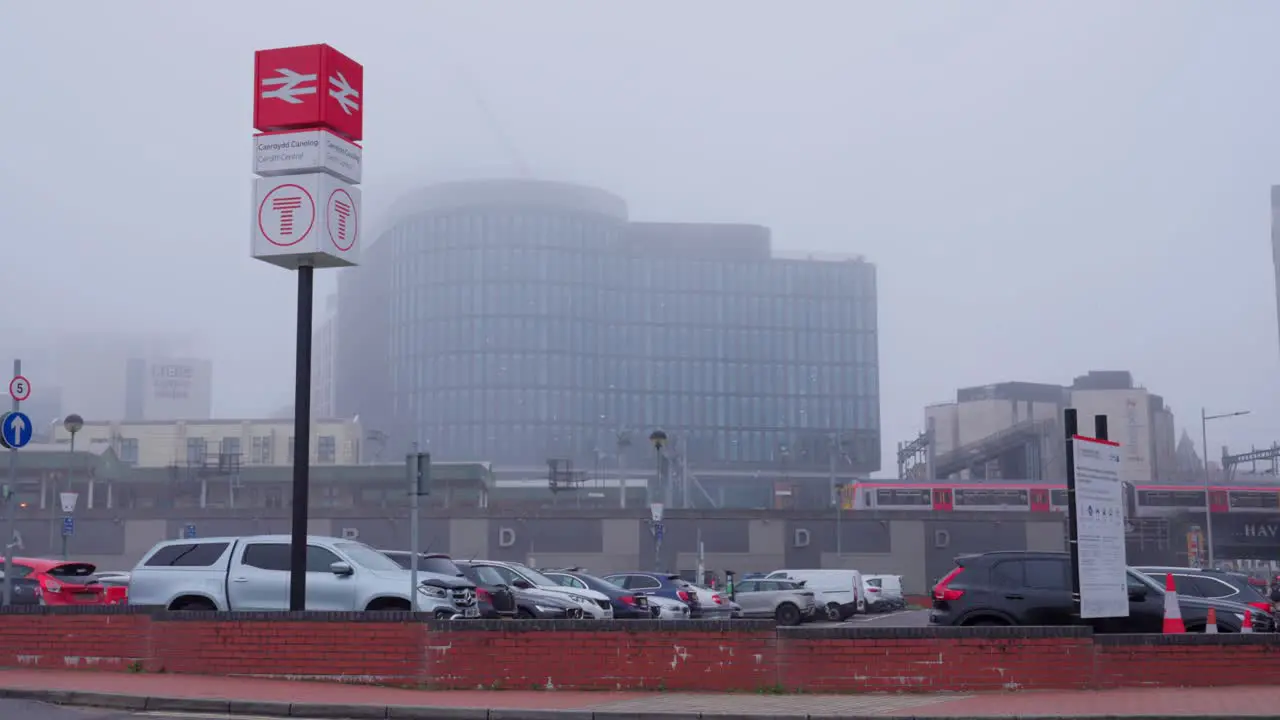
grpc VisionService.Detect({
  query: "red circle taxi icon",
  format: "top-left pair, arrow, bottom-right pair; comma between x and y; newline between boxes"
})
326,188 -> 358,252
258,183 -> 316,247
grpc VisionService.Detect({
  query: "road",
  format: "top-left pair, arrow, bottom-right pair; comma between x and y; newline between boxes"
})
805,607 -> 931,628
0,699 -> 133,719
0,700 -> 282,720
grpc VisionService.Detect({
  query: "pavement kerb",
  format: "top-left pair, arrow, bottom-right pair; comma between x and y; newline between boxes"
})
4,687 -> 1280,720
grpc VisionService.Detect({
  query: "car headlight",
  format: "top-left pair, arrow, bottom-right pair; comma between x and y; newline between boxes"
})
534,605 -> 558,613
418,585 -> 448,598
1234,613 -> 1246,622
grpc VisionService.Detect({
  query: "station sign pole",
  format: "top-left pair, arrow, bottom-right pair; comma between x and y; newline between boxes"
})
250,44 -> 364,611
1066,408 -> 1127,622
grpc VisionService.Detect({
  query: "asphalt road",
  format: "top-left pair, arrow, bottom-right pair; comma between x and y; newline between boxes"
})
0,699 -> 136,719
805,608 -> 932,628
0,700 -> 274,720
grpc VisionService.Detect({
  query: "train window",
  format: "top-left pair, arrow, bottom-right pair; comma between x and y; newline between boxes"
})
1137,490 -> 1206,507
876,489 -> 931,505
1229,491 -> 1280,509
953,488 -> 1029,506
1050,489 -> 1069,506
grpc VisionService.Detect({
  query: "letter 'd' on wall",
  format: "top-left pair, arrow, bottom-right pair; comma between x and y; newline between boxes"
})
793,528 -> 810,548
498,527 -> 517,548
934,530 -> 950,549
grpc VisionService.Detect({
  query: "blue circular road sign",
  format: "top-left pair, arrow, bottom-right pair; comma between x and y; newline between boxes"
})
0,411 -> 33,449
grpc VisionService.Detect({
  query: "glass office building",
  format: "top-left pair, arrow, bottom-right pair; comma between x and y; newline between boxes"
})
335,180 -> 880,473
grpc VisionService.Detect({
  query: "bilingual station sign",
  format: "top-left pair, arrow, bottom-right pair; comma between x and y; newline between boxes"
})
1072,434 -> 1127,619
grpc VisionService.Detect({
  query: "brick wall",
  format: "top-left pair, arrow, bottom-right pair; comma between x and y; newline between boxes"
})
1,607 -> 1278,693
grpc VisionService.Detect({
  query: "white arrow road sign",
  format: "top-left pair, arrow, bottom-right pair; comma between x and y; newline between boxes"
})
261,68 -> 318,104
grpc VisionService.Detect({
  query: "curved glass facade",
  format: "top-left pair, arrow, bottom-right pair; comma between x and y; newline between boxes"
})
336,180 -> 880,472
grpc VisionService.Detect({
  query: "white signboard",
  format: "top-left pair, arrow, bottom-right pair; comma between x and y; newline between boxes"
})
251,173 -> 361,270
59,492 -> 79,513
650,503 -> 664,523
140,358 -> 213,421
1073,435 -> 1128,619
252,129 -> 362,184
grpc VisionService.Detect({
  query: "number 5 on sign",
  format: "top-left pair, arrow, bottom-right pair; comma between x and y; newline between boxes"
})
8,376 -> 29,402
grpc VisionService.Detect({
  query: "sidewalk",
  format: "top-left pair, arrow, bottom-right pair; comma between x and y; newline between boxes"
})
1,668 -> 1279,718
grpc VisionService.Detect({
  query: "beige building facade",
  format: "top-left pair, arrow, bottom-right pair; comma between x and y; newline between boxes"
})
50,418 -> 363,468
922,371 -> 1178,483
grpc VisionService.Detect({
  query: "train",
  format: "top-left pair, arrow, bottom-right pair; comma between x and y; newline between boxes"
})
841,480 -> 1280,517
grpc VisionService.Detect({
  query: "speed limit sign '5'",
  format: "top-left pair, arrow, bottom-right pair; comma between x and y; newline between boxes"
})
8,376 -> 30,403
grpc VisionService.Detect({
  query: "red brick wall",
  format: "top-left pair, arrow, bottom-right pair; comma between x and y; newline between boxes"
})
1,609 -> 1278,693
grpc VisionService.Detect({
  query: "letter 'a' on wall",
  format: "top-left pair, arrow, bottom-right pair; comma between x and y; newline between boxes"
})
498,527 -> 516,548
793,528 -> 810,548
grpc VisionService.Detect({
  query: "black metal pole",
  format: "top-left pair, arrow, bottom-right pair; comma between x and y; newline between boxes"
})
1064,408 -> 1080,620
288,265 -> 314,612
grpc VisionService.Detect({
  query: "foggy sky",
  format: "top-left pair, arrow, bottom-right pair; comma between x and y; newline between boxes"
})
2,1 -> 1277,474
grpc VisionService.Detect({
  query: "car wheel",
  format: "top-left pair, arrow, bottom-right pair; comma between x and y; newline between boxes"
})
775,603 -> 802,626
966,619 -> 1007,626
825,603 -> 843,622
364,598 -> 411,612
170,597 -> 216,612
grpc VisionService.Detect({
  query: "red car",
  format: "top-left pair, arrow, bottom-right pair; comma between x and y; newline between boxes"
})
0,558 -> 112,606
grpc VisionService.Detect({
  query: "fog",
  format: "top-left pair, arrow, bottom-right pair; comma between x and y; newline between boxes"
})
1,1 -> 1277,472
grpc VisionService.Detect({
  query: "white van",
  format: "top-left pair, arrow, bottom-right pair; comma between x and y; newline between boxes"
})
863,574 -> 904,611
765,569 -> 863,621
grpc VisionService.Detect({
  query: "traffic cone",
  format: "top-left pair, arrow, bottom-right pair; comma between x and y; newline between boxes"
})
1205,608 -> 1218,634
1242,610 -> 1254,634
1162,573 -> 1185,634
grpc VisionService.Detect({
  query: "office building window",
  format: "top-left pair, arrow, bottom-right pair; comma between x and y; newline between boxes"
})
250,436 -> 273,465
317,436 -> 336,464
118,438 -> 139,466
185,438 -> 205,466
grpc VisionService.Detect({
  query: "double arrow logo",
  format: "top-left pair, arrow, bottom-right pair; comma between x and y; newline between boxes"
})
261,68 -> 317,104
261,67 -> 361,115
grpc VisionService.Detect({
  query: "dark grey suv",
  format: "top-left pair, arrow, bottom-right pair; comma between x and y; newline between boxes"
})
931,550 -> 1274,633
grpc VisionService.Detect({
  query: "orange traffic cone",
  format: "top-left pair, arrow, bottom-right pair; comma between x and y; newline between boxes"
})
1162,573 -> 1185,634
1205,608 -> 1218,634
1242,610 -> 1254,634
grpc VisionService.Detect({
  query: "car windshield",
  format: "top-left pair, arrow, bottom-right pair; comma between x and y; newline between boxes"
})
579,574 -> 626,593
511,563 -> 560,587
335,542 -> 405,572
383,552 -> 464,576
48,563 -> 99,584
465,565 -> 508,586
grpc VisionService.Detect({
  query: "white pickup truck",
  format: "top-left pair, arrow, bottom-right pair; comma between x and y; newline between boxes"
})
127,534 -> 478,616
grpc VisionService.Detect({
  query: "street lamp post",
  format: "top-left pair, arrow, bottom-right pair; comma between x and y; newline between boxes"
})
1201,407 -> 1249,568
648,430 -> 667,572
62,414 -> 83,560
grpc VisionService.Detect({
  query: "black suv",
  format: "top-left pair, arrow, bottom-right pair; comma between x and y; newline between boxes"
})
931,551 -> 1275,633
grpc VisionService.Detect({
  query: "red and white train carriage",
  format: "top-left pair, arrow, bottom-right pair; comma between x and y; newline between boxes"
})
842,480 -> 1280,517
